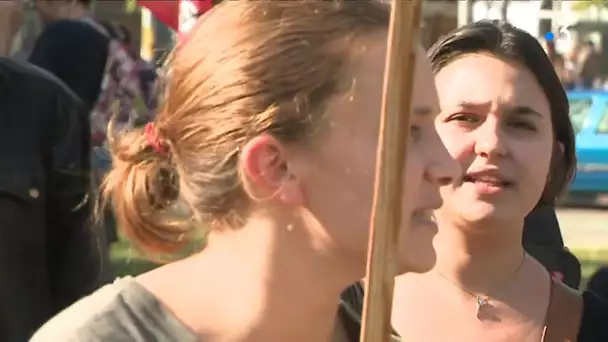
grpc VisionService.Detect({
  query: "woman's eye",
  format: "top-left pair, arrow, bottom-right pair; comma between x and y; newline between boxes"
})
510,121 -> 537,131
448,113 -> 480,125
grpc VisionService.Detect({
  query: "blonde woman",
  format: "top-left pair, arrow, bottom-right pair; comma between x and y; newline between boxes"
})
32,1 -> 458,341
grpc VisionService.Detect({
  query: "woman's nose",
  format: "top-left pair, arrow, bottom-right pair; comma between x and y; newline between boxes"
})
473,120 -> 507,159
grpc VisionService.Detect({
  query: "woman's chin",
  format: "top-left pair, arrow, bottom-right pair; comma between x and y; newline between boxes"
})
451,198 -> 505,222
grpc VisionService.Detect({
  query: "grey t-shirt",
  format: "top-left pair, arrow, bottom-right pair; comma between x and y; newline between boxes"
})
30,277 -> 198,342
31,277 -> 368,342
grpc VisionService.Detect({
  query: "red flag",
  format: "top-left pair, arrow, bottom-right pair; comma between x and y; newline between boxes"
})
137,0 -> 212,32
137,1 -> 178,30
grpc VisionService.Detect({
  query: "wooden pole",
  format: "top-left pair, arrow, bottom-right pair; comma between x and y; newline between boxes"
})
359,0 -> 423,341
140,7 -> 155,62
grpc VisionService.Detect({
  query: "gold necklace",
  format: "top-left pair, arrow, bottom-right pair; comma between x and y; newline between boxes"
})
436,252 -> 527,317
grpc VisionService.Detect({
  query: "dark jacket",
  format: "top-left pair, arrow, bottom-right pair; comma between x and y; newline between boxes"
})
28,19 -> 109,112
0,58 -> 110,342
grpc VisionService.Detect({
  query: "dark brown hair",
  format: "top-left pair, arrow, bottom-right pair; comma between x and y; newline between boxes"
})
101,0 -> 390,255
428,20 -> 576,206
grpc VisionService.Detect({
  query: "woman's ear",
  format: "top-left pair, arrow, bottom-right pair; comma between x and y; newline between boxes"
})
241,135 -> 288,196
240,134 -> 305,206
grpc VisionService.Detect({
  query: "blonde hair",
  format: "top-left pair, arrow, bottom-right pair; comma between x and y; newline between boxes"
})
101,0 -> 390,256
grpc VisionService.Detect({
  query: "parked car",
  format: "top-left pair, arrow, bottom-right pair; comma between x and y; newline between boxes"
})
566,90 -> 608,204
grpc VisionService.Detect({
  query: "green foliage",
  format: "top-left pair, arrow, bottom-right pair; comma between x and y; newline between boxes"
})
572,0 -> 608,11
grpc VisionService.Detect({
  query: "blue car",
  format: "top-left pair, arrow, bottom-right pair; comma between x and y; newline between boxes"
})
567,90 -> 608,200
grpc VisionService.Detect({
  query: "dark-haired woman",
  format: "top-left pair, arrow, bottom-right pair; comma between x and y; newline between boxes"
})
338,20 -> 608,342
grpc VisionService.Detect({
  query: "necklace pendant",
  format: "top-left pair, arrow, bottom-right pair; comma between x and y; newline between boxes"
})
475,296 -> 488,318
475,296 -> 488,310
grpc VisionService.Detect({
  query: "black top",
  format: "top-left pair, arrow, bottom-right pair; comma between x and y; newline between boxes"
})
339,282 -> 608,342
587,267 -> 608,300
578,290 -> 608,341
0,58 -> 110,341
28,19 -> 109,111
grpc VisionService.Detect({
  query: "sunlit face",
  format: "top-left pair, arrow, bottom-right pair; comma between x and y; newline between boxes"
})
291,33 -> 459,274
434,54 -> 553,229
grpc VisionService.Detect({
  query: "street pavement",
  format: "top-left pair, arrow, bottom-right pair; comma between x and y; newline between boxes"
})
558,207 -> 608,249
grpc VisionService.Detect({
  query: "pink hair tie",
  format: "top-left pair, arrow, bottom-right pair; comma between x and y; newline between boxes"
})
144,122 -> 168,154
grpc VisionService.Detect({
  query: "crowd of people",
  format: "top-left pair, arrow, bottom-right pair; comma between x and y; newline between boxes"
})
547,38 -> 606,91
0,0 -> 156,340
0,0 -> 607,341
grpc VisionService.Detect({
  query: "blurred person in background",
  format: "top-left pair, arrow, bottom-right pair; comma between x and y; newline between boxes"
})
0,1 -> 109,340
31,0 -> 156,155
29,0 -> 114,245
0,0 -> 25,57
574,40 -> 602,90
101,21 -> 158,111
31,0 -> 157,246
563,43 -> 581,90
29,0 -> 109,112
543,39 -> 569,87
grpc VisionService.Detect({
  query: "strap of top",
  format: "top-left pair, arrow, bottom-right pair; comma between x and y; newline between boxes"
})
337,282 -> 400,342
541,278 -> 584,342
